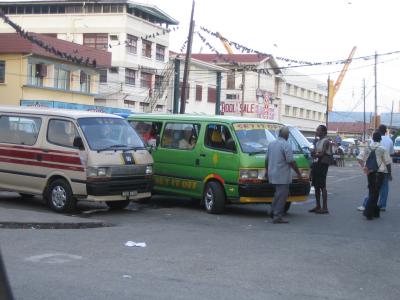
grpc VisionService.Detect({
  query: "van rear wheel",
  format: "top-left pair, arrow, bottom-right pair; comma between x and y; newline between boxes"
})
46,179 -> 76,213
204,181 -> 225,214
106,200 -> 130,210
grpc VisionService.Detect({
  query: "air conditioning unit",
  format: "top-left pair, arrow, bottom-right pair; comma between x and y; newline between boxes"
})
35,64 -> 47,78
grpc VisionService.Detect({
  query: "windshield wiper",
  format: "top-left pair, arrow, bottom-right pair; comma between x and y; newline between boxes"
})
97,144 -> 128,152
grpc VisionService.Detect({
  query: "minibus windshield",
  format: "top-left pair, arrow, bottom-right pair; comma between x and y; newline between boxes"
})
268,127 -> 303,154
233,123 -> 277,154
78,117 -> 145,151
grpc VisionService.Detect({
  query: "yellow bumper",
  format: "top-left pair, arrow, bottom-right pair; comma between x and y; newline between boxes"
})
239,195 -> 308,204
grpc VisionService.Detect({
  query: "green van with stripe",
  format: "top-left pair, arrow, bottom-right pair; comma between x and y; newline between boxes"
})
128,114 -> 310,214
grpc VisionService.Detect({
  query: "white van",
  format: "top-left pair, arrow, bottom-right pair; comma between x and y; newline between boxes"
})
0,106 -> 153,212
393,136 -> 400,163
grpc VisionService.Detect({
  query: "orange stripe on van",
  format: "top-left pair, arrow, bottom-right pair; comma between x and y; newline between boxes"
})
0,157 -> 85,172
0,148 -> 82,165
204,174 -> 225,184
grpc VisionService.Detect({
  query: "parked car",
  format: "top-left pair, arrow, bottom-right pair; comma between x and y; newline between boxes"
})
393,136 -> 400,163
0,106 -> 153,212
128,114 -> 311,214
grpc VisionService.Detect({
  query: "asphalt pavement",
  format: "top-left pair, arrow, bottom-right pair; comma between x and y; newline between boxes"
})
0,164 -> 399,300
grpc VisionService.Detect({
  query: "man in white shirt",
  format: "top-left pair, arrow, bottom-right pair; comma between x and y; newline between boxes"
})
357,124 -> 394,211
357,131 -> 392,220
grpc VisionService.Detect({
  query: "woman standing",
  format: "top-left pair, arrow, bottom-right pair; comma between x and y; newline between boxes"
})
309,125 -> 331,214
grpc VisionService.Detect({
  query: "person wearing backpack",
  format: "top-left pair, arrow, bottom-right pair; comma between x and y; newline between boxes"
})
309,125 -> 332,214
357,132 -> 392,220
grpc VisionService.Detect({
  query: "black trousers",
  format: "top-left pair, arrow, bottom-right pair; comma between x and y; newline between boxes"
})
364,172 -> 384,218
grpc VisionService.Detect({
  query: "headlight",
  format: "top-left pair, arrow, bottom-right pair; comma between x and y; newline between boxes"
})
87,167 -> 110,177
145,165 -> 153,175
239,169 -> 266,182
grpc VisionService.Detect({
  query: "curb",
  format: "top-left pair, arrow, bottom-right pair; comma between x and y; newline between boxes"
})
0,221 -> 112,229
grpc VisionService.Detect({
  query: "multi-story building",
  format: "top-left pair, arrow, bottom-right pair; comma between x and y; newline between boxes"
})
0,0 -> 178,112
0,32 -> 111,106
191,54 -> 284,120
281,70 -> 328,134
166,54 -> 228,114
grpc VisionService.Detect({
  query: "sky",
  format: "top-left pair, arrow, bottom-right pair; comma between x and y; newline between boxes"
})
146,0 -> 400,115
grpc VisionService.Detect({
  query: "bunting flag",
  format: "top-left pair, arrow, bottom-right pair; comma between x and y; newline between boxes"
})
141,26 -> 179,40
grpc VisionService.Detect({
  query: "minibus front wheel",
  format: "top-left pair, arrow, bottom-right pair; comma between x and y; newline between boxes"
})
46,179 -> 76,213
204,181 -> 225,214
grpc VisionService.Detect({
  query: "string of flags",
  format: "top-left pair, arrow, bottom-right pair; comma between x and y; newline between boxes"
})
0,9 -> 97,67
141,26 -> 179,40
199,25 -> 400,69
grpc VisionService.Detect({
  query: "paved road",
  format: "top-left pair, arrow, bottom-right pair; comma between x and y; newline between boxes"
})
0,164 -> 399,300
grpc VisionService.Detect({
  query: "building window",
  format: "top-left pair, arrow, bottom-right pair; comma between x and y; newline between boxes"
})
54,67 -> 70,90
285,83 -> 290,94
293,86 -> 298,96
227,71 -> 235,89
293,107 -> 298,117
285,105 -> 290,115
141,72 -> 152,88
28,63 -> 46,87
125,68 -> 136,86
226,94 -> 238,100
124,100 -> 135,108
139,102 -> 150,112
208,87 -> 216,103
80,71 -> 91,93
313,111 -> 316,120
99,69 -> 107,83
83,33 -> 108,51
306,110 -> 311,119
155,75 -> 163,92
300,88 -> 305,98
109,67 -> 119,73
196,85 -> 202,101
307,90 -> 311,99
0,61 -> 4,83
126,34 -> 138,54
156,44 -> 165,61
142,40 -> 152,58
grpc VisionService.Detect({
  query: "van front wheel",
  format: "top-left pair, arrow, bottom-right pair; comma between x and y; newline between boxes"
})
106,200 -> 130,210
46,179 -> 76,213
204,182 -> 225,214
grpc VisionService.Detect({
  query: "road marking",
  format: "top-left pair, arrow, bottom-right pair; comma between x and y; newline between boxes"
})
25,253 -> 83,264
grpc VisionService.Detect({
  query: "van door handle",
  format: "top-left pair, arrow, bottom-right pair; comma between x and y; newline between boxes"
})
195,158 -> 200,166
36,154 -> 43,162
200,154 -> 206,157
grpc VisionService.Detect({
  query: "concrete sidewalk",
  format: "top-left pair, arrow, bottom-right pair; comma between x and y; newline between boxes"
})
0,192 -> 109,229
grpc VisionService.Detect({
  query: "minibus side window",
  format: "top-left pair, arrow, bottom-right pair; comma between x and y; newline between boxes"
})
205,124 -> 236,152
47,119 -> 80,148
161,123 -> 200,150
0,115 -> 42,146
130,121 -> 162,147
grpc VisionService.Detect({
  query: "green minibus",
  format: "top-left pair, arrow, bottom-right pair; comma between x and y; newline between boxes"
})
128,114 -> 310,214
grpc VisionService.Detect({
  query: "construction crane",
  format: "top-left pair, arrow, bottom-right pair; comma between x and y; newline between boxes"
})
327,46 -> 357,112
216,32 -> 234,55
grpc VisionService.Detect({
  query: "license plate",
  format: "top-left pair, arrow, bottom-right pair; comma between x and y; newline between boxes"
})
122,191 -> 138,197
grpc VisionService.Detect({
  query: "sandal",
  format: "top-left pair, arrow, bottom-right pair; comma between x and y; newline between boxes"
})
308,207 -> 320,213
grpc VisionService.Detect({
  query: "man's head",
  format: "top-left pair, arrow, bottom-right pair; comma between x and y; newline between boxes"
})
378,124 -> 387,135
316,125 -> 328,138
278,126 -> 290,140
372,131 -> 382,143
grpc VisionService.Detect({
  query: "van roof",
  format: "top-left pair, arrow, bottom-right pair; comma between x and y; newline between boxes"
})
127,113 -> 283,125
0,106 -> 122,120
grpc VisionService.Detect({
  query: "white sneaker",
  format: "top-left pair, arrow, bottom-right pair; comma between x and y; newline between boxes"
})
357,206 -> 365,211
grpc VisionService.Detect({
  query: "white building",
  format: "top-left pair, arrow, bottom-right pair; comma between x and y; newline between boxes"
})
281,69 -> 328,134
191,54 -> 284,120
0,0 -> 178,112
167,54 -> 228,114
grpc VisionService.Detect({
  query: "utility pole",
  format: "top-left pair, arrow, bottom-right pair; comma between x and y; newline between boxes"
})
173,58 -> 180,113
326,76 -> 330,128
374,51 -> 378,129
390,100 -> 394,128
215,71 -> 222,115
180,0 -> 195,114
363,79 -> 366,141
241,68 -> 245,116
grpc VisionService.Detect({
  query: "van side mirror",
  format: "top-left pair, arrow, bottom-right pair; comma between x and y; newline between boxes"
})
73,137 -> 85,150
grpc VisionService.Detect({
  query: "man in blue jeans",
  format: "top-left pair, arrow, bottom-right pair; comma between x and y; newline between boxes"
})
357,124 -> 394,211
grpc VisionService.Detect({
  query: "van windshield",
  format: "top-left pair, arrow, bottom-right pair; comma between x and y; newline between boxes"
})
78,117 -> 145,151
233,123 -> 277,154
268,127 -> 303,154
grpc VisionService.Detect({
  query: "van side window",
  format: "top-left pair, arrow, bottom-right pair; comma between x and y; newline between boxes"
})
205,124 -> 236,152
130,121 -> 162,146
0,115 -> 42,146
161,123 -> 200,150
47,119 -> 79,148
